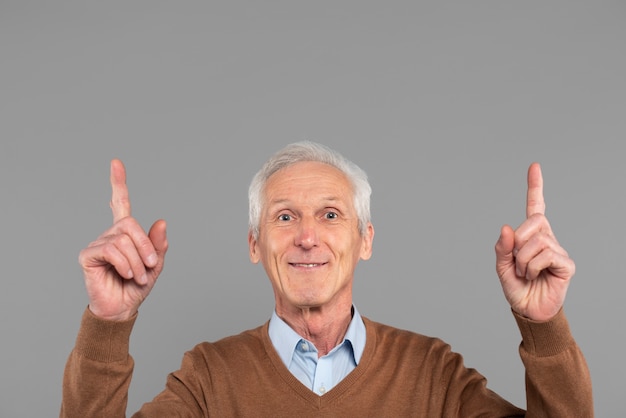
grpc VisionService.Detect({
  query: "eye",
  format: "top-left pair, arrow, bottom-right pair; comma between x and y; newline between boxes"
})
324,211 -> 338,220
278,214 -> 292,222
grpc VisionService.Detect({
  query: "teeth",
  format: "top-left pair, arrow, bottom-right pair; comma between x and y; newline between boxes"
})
294,263 -> 319,267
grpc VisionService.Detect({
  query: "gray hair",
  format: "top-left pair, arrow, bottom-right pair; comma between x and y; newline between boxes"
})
248,141 -> 372,239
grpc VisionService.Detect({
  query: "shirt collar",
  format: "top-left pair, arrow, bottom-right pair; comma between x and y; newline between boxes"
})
268,306 -> 366,367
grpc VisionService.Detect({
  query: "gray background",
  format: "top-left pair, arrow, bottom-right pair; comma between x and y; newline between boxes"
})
1,1 -> 624,416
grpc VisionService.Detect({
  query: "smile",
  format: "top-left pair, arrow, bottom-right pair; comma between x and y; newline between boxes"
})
290,263 -> 325,268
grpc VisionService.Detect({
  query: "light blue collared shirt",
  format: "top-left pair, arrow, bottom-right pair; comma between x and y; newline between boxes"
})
268,307 -> 366,396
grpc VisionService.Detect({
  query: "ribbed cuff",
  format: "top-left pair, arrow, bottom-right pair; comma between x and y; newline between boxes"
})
74,307 -> 138,363
513,308 -> 574,357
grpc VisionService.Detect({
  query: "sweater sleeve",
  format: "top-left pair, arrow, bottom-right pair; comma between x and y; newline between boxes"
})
60,307 -> 137,418
514,308 -> 594,417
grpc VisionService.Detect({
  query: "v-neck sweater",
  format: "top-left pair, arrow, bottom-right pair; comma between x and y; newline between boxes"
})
61,308 -> 593,417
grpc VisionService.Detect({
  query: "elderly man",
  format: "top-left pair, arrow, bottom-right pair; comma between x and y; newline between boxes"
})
61,141 -> 592,417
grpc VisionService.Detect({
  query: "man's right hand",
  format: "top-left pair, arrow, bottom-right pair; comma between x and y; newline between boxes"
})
78,159 -> 168,321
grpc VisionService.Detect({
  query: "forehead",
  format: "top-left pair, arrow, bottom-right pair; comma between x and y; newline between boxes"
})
264,161 -> 353,201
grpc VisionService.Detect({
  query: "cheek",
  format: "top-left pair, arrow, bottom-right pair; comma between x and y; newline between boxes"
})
260,234 -> 289,264
332,235 -> 363,263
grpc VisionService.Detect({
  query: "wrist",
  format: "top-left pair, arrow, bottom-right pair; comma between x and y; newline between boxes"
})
75,307 -> 138,362
88,304 -> 138,322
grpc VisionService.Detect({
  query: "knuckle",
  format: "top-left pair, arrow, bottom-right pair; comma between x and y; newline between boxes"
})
111,196 -> 131,209
77,249 -> 88,266
100,242 -> 119,259
114,216 -> 135,228
111,232 -> 132,248
138,237 -> 155,253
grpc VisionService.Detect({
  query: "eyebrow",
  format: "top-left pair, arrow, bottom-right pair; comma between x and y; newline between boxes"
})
267,196 -> 344,206
265,196 -> 348,214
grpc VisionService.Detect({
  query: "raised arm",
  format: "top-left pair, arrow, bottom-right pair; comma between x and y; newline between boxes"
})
61,160 -> 169,418
494,163 -> 593,416
78,159 -> 168,320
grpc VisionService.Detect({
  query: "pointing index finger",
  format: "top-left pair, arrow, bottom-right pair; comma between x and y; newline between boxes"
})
526,162 -> 545,218
110,159 -> 132,223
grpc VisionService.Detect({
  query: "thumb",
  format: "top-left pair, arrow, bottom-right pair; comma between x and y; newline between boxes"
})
149,219 -> 169,259
495,225 -> 515,274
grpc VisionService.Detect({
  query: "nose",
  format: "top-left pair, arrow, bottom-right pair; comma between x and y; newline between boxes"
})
294,217 -> 318,249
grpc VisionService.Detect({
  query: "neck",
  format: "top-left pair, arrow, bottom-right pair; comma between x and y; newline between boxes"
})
277,302 -> 353,357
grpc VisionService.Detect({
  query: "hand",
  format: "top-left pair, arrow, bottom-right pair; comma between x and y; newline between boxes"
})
495,163 -> 574,321
78,159 -> 168,321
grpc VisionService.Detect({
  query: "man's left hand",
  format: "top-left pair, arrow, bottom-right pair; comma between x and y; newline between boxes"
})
495,163 -> 574,321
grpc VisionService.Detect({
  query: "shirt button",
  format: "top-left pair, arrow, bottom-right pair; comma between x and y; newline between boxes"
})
319,386 -> 326,394
300,342 -> 309,351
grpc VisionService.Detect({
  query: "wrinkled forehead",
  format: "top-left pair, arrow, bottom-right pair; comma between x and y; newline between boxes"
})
262,161 -> 355,205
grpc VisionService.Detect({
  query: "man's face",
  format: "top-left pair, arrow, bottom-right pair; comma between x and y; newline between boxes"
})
248,161 -> 374,314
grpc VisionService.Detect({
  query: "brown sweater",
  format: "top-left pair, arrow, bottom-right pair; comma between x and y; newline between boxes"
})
61,308 -> 593,417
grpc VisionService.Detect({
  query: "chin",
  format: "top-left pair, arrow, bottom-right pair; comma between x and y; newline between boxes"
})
287,291 -> 328,310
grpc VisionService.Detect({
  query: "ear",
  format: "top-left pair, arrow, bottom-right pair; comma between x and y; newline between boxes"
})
359,222 -> 375,261
248,230 -> 261,264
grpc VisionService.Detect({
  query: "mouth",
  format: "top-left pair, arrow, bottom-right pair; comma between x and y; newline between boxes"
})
289,262 -> 327,268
